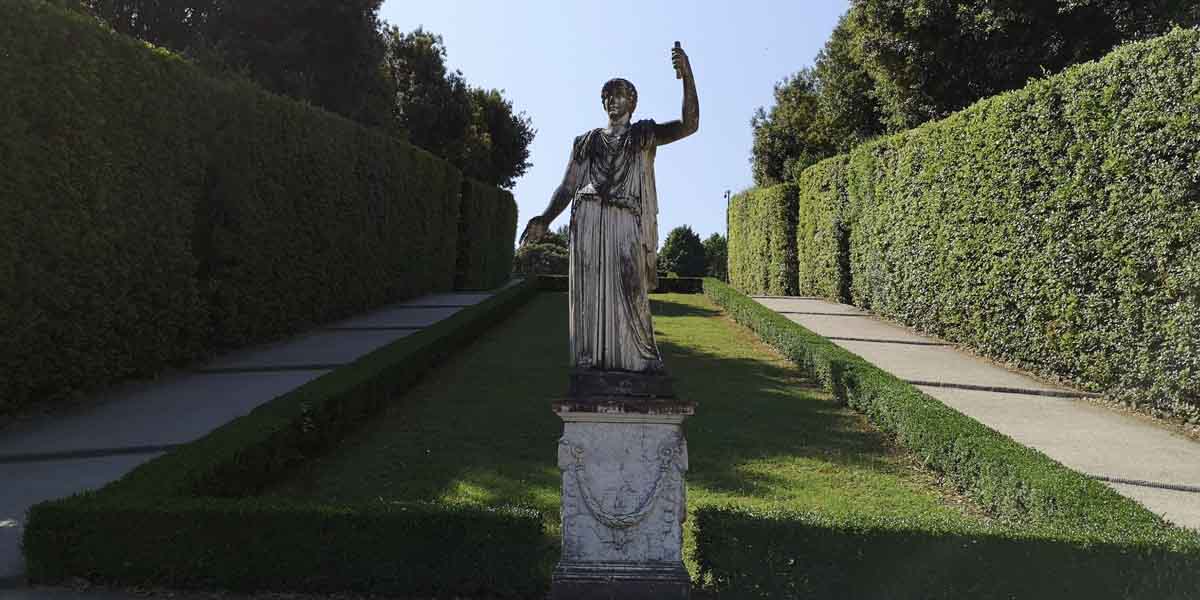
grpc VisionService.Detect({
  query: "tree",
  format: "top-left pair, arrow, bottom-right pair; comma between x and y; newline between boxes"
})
381,27 -> 473,159
658,226 -> 706,277
462,88 -> 535,189
702,233 -> 728,282
76,0 -> 392,129
813,11 -> 885,153
750,70 -> 835,186
848,0 -> 1200,131
381,28 -> 535,188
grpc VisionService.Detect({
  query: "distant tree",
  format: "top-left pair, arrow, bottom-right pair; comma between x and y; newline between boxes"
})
702,233 -> 728,282
658,226 -> 706,277
750,70 -> 836,186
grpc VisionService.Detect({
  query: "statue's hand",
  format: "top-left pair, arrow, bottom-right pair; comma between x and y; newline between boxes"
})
671,44 -> 692,79
519,216 -> 550,247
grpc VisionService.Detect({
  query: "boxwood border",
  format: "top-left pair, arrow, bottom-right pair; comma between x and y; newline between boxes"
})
697,278 -> 1200,596
23,277 -> 551,598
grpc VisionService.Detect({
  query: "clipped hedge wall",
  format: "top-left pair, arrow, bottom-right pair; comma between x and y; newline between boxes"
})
700,279 -> 1199,545
455,179 -> 518,291
792,29 -> 1200,418
727,184 -> 798,296
795,156 -> 851,302
696,507 -> 1200,599
0,0 -> 469,414
24,279 -> 548,597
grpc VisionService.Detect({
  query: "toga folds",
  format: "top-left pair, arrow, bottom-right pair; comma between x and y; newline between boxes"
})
564,119 -> 664,373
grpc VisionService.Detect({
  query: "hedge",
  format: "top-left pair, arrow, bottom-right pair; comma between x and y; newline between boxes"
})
23,279 -> 549,596
695,507 -> 1200,599
795,156 -> 851,302
727,184 -> 798,296
455,178 -> 518,291
0,0 -> 483,415
700,279 -> 1199,545
790,28 -> 1200,418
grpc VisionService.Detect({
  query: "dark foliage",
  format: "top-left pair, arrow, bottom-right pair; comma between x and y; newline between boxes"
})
658,225 -> 707,277
0,1 -> 472,412
849,0 -> 1200,130
381,27 -> 534,188
74,0 -> 393,128
702,233 -> 728,282
454,179 -> 518,291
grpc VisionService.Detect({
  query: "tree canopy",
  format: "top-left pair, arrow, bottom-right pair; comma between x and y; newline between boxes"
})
659,226 -> 707,278
751,0 -> 1199,183
73,1 -> 534,189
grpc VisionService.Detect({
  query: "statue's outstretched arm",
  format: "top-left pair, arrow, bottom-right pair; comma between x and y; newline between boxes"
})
520,143 -> 580,246
655,43 -> 699,146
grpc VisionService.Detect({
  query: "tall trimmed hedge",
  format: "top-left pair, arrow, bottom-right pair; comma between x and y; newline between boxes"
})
0,1 -> 476,413
775,28 -> 1200,418
726,184 -> 798,296
454,179 -> 517,290
795,156 -> 851,302
846,28 -> 1200,418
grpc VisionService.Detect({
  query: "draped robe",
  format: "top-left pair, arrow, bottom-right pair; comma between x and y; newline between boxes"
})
565,119 -> 663,373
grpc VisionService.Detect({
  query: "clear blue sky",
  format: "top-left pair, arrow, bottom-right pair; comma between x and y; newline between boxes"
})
379,1 -> 850,243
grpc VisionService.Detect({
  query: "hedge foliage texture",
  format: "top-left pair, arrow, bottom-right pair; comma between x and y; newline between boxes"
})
726,184 -> 798,296
0,1 -> 514,414
732,28 -> 1200,417
454,178 -> 517,290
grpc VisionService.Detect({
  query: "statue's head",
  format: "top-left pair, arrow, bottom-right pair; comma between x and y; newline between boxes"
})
601,78 -> 638,120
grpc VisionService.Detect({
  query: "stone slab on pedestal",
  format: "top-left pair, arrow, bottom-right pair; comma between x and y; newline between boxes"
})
552,397 -> 695,600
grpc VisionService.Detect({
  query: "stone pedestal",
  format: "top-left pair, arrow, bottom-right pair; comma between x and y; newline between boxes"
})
551,372 -> 694,600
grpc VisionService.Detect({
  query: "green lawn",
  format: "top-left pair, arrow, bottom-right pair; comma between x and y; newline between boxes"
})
265,292 -> 985,577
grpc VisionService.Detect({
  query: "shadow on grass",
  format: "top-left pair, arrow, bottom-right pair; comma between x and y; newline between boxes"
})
272,294 -> 918,511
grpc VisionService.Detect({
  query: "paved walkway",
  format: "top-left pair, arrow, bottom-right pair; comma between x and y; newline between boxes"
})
753,296 -> 1200,531
0,288 -> 507,592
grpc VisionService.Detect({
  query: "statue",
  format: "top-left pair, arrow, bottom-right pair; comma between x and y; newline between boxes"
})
520,43 -> 698,378
532,42 -> 699,600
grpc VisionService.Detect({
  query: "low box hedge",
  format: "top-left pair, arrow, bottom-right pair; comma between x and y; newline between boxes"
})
727,184 -> 799,296
23,279 -> 548,597
699,279 -> 1200,575
696,506 -> 1200,599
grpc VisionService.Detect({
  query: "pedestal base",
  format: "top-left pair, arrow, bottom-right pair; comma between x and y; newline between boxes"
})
552,561 -> 690,600
552,396 -> 695,600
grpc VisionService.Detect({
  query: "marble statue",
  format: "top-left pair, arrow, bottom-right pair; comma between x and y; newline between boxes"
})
520,43 -> 698,376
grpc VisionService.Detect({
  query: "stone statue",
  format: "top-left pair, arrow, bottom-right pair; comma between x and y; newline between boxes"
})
520,43 -> 698,377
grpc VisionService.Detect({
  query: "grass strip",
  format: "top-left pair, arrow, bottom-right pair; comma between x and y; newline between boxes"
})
23,278 -> 546,597
698,277 -> 1200,595
266,292 -> 988,584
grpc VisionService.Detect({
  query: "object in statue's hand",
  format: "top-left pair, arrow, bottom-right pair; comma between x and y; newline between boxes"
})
671,41 -> 688,80
520,216 -> 549,247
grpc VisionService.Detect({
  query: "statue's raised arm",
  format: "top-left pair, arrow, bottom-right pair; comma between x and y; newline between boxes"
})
654,42 -> 699,146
